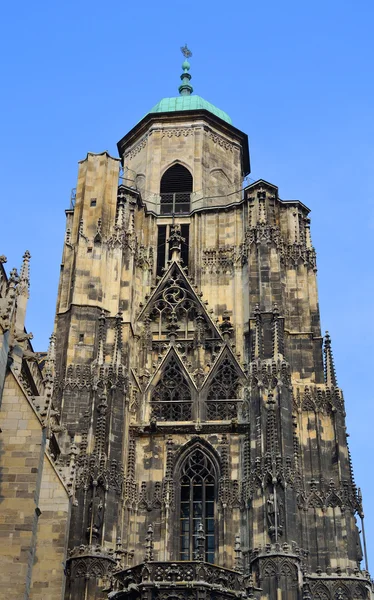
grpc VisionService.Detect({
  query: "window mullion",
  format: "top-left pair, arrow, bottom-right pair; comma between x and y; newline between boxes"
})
202,478 -> 206,561
190,479 -> 194,560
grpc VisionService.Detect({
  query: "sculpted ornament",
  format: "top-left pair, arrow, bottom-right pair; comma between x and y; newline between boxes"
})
162,128 -> 194,138
125,137 -> 147,160
88,495 -> 104,541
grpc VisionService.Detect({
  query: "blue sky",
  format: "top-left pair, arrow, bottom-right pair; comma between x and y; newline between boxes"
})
1,0 -> 374,566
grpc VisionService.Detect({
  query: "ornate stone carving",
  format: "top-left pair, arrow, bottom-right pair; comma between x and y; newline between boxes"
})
245,223 -> 281,248
296,477 -> 359,513
244,223 -> 317,270
0,267 -> 18,332
151,355 -> 192,421
125,137 -> 147,160
202,245 -> 247,274
124,434 -> 137,508
208,131 -> 233,151
162,128 -> 195,138
206,356 -> 242,421
304,577 -> 371,600
135,245 -> 153,271
294,385 -> 345,414
112,561 -> 252,595
66,545 -> 116,582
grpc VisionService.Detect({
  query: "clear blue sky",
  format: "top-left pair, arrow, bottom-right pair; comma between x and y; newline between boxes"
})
1,0 -> 374,567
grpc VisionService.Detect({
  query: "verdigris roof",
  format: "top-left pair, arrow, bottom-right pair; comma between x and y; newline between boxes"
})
147,50 -> 232,126
148,95 -> 232,125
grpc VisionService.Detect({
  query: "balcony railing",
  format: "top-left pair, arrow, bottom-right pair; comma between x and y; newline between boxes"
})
111,561 -> 256,598
160,192 -> 191,215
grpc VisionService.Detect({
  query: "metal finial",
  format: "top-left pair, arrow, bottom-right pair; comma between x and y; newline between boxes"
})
179,45 -> 193,96
181,44 -> 192,59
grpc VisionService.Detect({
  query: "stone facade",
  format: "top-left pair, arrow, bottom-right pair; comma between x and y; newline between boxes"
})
0,102 -> 372,600
0,255 -> 71,599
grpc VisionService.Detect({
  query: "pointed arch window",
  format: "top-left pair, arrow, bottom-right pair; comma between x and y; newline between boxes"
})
205,356 -> 241,420
179,449 -> 216,563
151,356 -> 192,421
160,164 -> 192,215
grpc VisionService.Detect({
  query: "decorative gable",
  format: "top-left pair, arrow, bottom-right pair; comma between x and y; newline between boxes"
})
137,260 -> 224,382
202,345 -> 246,421
146,349 -> 194,422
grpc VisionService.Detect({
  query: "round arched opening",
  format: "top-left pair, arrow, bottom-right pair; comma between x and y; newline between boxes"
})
160,164 -> 192,214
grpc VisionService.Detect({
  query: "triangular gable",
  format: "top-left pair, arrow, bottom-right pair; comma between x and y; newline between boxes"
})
145,346 -> 197,394
137,260 -> 223,340
201,343 -> 247,392
244,179 -> 279,196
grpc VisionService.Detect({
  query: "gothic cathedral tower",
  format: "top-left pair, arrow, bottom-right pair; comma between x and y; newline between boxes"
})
54,52 -> 371,600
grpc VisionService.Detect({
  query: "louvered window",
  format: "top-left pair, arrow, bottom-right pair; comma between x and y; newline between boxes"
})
160,164 -> 192,215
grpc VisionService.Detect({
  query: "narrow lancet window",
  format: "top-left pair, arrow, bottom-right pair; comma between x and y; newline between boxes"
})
179,449 -> 216,563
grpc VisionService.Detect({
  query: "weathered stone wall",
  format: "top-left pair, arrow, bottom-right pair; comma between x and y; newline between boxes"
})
0,369 -> 70,600
29,454 -> 71,599
123,115 -> 244,212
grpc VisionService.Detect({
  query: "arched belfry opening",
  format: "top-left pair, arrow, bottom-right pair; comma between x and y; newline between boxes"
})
160,164 -> 192,215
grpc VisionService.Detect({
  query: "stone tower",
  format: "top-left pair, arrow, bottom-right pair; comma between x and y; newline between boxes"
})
53,52 -> 372,599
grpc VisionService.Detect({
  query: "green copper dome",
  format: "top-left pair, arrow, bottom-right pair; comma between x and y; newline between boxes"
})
149,95 -> 232,125
147,48 -> 232,125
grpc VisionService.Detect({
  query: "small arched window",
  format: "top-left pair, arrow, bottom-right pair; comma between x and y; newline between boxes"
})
179,449 -> 216,563
160,164 -> 192,215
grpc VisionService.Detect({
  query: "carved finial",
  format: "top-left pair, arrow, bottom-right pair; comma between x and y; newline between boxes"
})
324,331 -> 337,387
18,250 -> 31,298
44,333 -> 56,383
13,253 -> 31,333
305,217 -> 313,248
252,304 -> 262,360
112,312 -> 123,368
116,193 -> 126,229
0,267 -> 19,332
168,224 -> 184,262
166,312 -> 179,344
272,303 -> 283,358
266,391 -> 279,459
96,310 -> 106,366
144,524 -> 154,562
47,332 -> 56,363
219,310 -> 234,341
